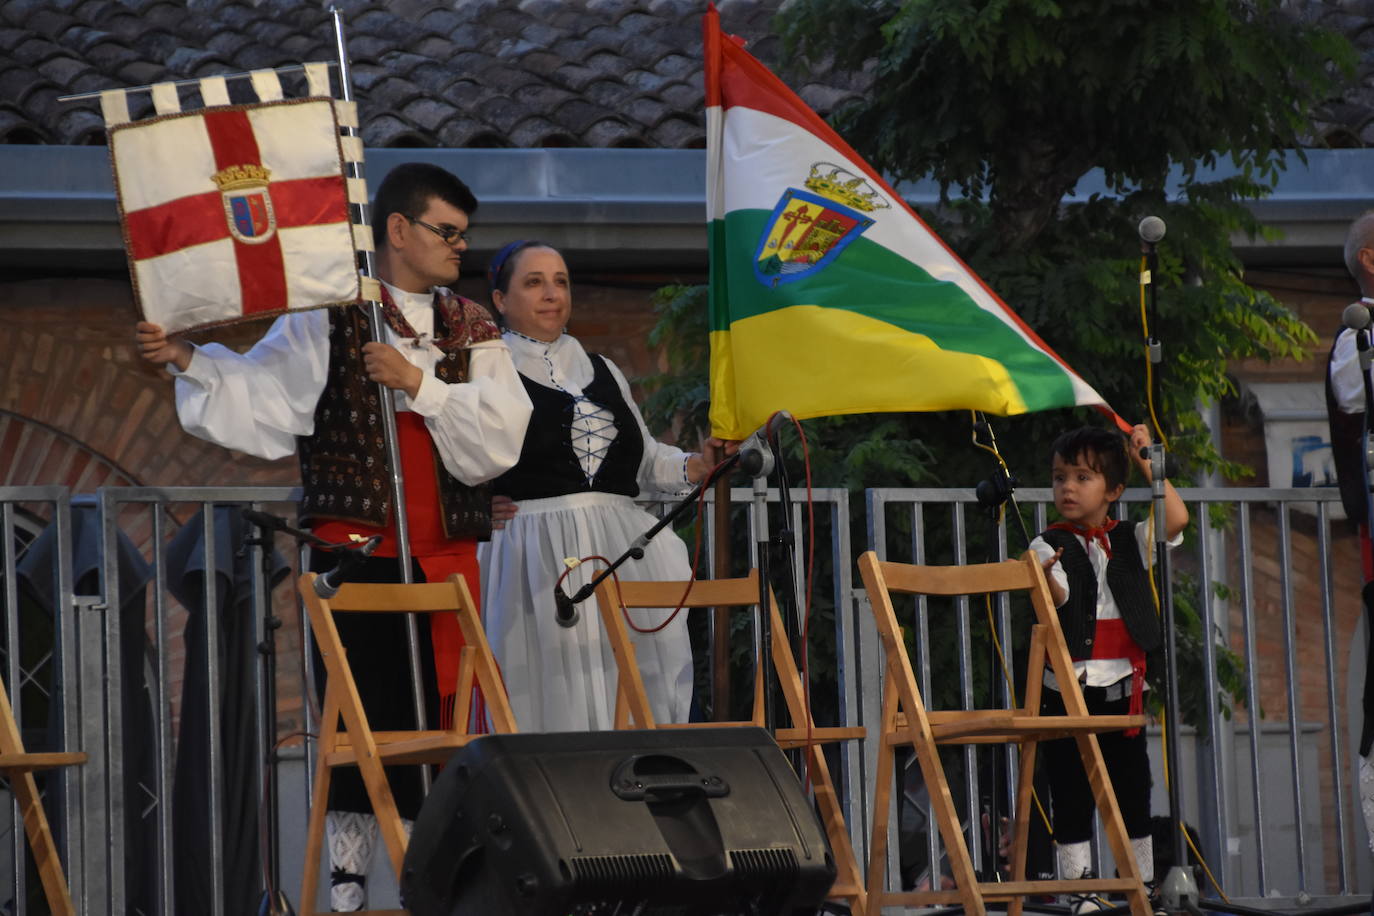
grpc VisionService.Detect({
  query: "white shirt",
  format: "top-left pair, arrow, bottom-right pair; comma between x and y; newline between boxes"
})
504,330 -> 694,495
1028,518 -> 1182,687
169,281 -> 533,485
1329,298 -> 1374,413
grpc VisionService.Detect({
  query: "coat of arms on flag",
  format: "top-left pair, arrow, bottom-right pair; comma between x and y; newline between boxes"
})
754,163 -> 887,287
104,65 -> 367,335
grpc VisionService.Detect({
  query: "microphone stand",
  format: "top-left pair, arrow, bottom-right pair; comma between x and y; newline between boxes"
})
1141,232 -> 1200,915
973,414 -> 1032,883
559,450 -> 746,617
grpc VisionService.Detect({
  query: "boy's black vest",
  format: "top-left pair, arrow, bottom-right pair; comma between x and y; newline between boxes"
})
297,295 -> 499,540
493,353 -> 644,501
1039,521 -> 1161,658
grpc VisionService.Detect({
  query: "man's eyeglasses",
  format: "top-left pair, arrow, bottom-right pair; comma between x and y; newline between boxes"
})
408,216 -> 469,246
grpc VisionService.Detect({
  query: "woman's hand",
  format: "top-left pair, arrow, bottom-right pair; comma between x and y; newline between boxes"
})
687,436 -> 739,483
362,342 -> 423,399
135,321 -> 193,371
491,494 -> 517,530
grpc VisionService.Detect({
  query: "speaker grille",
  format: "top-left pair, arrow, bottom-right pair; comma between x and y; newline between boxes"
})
568,853 -> 675,887
730,847 -> 799,880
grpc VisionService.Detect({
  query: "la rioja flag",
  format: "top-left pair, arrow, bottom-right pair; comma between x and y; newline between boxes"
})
705,7 -> 1115,440
109,96 -> 359,334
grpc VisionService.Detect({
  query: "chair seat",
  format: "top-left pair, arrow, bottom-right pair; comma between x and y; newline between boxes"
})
322,730 -> 475,767
655,722 -> 865,747
886,710 -> 1145,744
0,751 -> 87,772
882,877 -> 1141,906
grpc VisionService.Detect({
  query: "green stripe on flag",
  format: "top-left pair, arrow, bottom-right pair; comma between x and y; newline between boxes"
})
710,209 -> 1076,410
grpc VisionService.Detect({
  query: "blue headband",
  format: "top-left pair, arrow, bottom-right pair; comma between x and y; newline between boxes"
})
487,240 -> 530,292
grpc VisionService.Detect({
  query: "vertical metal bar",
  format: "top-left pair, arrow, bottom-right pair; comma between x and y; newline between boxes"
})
1237,504 -> 1267,893
199,505 -> 226,916
952,502 -> 981,873
1195,498 -> 1227,891
53,496 -> 81,904
1316,503 -> 1350,892
829,491 -> 865,857
3,503 -> 27,915
1276,505 -> 1307,891
860,489 -> 886,874
151,509 -> 175,914
99,491 -> 125,914
913,500 -> 936,891
328,5 -> 428,768
248,510 -> 277,898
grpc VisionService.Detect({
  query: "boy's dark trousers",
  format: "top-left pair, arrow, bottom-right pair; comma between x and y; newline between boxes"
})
1040,680 -> 1153,844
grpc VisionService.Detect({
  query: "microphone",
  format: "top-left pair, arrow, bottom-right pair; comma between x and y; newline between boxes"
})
313,535 -> 382,598
1343,301 -> 1373,332
242,508 -> 291,532
1138,216 -> 1166,245
737,410 -> 792,479
554,583 -> 580,628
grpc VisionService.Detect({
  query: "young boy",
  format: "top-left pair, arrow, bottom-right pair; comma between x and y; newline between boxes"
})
1028,424 -> 1188,907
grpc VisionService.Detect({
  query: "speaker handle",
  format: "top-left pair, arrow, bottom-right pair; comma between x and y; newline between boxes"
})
610,756 -> 731,802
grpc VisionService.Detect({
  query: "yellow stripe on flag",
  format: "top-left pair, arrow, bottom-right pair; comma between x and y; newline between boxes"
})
710,305 -> 1029,439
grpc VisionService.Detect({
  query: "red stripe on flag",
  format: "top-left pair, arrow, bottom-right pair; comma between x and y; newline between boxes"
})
203,109 -> 287,312
125,191 -> 226,260
235,233 -> 288,314
271,175 -> 350,227
203,109 -> 262,170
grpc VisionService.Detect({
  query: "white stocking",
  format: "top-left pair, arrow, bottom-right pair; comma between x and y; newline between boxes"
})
1056,839 -> 1093,880
1362,755 -> 1374,853
1131,834 -> 1155,885
327,811 -> 378,912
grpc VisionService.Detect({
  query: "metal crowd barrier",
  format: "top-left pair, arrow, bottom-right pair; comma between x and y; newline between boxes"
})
0,484 -> 1366,911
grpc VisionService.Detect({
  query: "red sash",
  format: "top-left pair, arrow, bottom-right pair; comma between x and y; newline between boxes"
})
315,411 -> 482,730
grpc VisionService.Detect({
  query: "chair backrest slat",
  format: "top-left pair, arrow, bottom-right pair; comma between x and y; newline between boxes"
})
878,558 -> 1033,597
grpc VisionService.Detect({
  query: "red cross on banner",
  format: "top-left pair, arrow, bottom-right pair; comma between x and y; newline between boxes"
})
110,98 -> 360,334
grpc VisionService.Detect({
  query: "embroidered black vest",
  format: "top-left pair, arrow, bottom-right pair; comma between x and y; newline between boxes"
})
297,294 -> 500,539
492,354 -> 644,501
1326,327 -> 1370,525
1039,521 -> 1161,658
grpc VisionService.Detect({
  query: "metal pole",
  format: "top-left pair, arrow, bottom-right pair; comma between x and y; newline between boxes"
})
328,7 -> 429,755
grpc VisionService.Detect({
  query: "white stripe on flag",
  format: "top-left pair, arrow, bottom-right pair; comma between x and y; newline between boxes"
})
135,239 -> 243,330
199,76 -> 229,107
151,81 -> 180,116
249,103 -> 343,181
110,116 -> 217,211
304,61 -> 330,98
250,69 -> 283,102
334,100 -> 358,128
100,89 -> 130,127
279,223 -> 359,307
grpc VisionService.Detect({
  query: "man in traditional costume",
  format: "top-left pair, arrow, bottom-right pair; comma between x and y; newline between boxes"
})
1325,209 -> 1374,855
137,162 -> 532,911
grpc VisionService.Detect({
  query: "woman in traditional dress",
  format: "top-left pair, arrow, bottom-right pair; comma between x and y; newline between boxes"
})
478,240 -> 722,731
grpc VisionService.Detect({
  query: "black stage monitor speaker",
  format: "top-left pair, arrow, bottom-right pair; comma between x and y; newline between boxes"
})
400,726 -> 837,916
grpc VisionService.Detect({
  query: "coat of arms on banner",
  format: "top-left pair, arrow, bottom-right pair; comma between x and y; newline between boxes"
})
753,162 -> 888,288
109,97 -> 359,335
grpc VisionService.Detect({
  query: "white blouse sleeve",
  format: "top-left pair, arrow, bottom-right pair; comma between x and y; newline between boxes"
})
1028,535 -> 1069,607
170,310 -> 331,460
409,338 -> 533,485
1330,328 -> 1367,414
603,357 -> 693,495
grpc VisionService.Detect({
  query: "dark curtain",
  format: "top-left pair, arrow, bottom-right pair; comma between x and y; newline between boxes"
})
16,502 -> 157,916
165,505 -> 287,916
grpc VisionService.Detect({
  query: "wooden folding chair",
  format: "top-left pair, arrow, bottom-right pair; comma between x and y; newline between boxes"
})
593,570 -> 869,916
0,675 -> 84,915
298,572 -> 516,916
858,550 -> 1151,916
